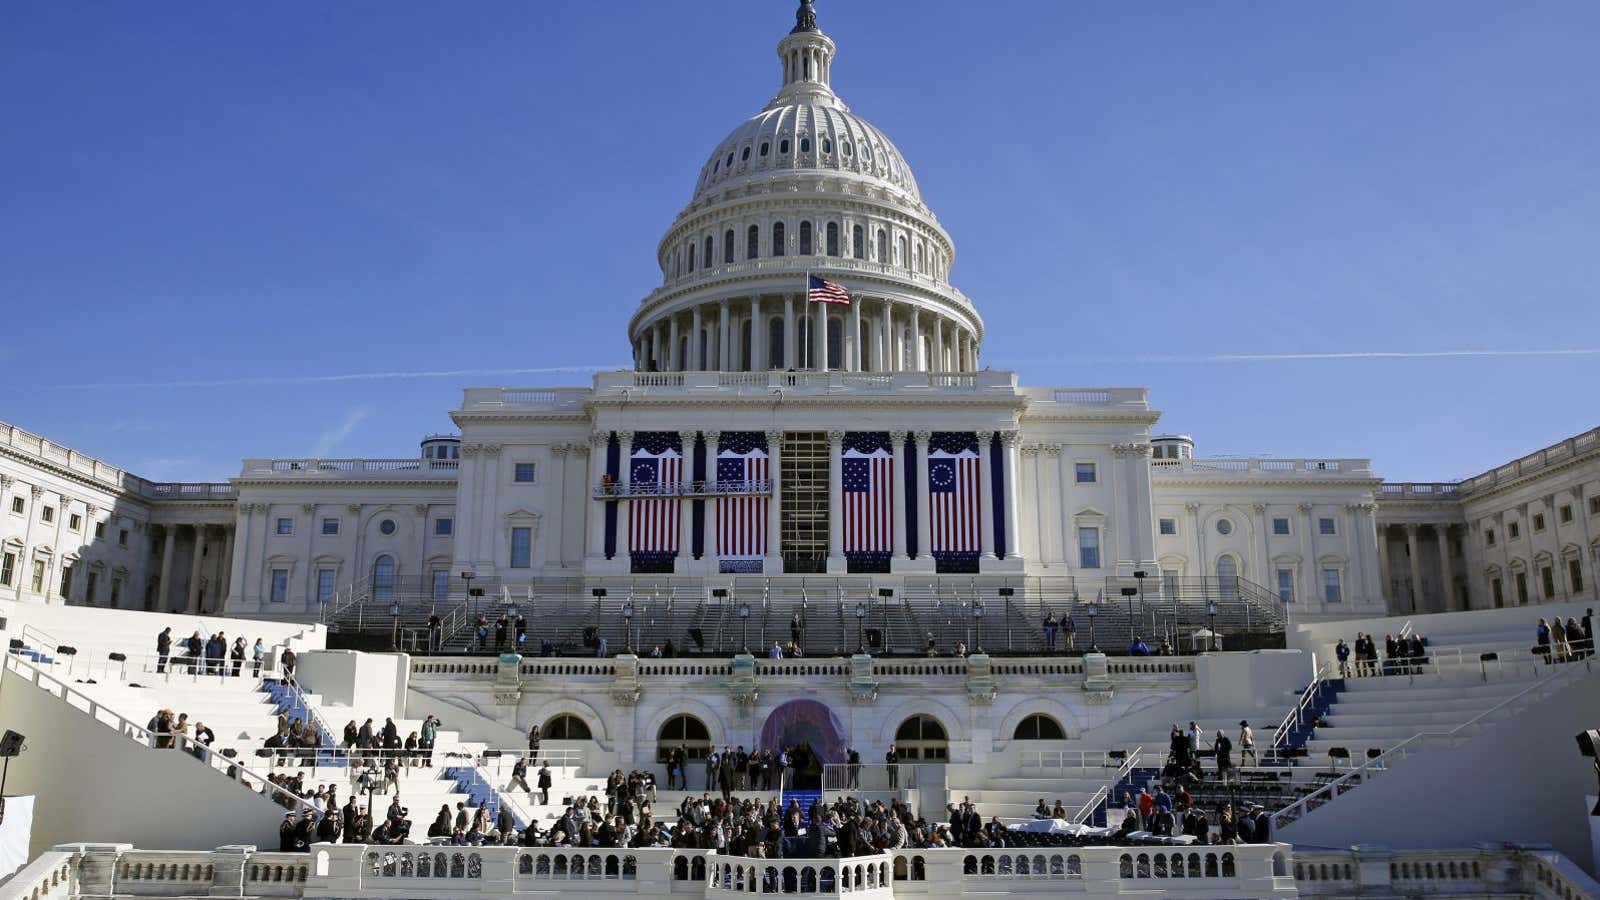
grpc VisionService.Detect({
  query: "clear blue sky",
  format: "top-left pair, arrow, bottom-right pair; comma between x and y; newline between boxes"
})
3,1 -> 1597,484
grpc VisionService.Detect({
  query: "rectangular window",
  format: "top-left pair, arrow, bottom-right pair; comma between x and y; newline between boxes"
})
118,529 -> 128,547
1508,521 -> 1520,539
30,560 -> 45,593
94,522 -> 106,539
1532,513 -> 1546,533
69,513 -> 82,531
1541,566 -> 1555,599
435,517 -> 454,536
1077,527 -> 1100,569
270,569 -> 289,603
1560,504 -> 1573,524
1485,529 -> 1496,547
1158,518 -> 1176,536
1074,463 -> 1097,484
1515,572 -> 1529,604
1569,559 -> 1585,594
432,570 -> 449,600
41,506 -> 54,524
0,551 -> 13,587
9,497 -> 23,515
276,517 -> 294,535
1272,517 -> 1290,536
317,569 -> 335,603
510,527 -> 532,568
321,518 -> 340,536
1491,577 -> 1503,608
1318,517 -> 1336,536
86,571 -> 98,604
59,564 -> 73,598
1277,568 -> 1295,603
110,577 -> 122,607
1321,568 -> 1342,603
514,462 -> 537,483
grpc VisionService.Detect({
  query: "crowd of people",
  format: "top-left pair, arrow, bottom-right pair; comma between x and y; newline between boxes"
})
1536,610 -> 1594,663
154,626 -> 268,677
1334,632 -> 1429,677
1118,784 -> 1274,845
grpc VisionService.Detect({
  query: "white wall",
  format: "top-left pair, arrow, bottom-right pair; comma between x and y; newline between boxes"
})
1194,650 -> 1310,713
294,650 -> 408,720
0,666 -> 286,858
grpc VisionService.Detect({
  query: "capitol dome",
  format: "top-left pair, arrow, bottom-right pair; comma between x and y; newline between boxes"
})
629,1 -> 982,376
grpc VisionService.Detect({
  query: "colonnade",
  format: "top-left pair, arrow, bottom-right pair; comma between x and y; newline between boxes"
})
586,429 -> 1021,573
632,296 -> 978,373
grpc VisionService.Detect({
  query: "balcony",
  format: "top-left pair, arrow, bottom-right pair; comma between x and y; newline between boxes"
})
593,479 -> 772,500
1152,457 -> 1374,478
1379,482 -> 1462,500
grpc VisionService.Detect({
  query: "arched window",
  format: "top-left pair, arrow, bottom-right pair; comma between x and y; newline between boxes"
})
542,714 -> 592,740
877,229 -> 887,262
1217,555 -> 1239,603
741,146 -> 750,162
723,229 -> 734,264
852,225 -> 864,259
780,138 -> 790,155
822,137 -> 833,155
803,56 -> 811,80
826,222 -> 839,256
726,152 -> 734,169
772,222 -> 786,257
657,714 -> 712,762
768,318 -> 785,369
373,555 -> 395,602
897,235 -> 907,265
894,715 -> 948,761
800,137 -> 812,154
686,242 -> 695,273
760,141 -> 770,157
703,236 -> 713,268
1012,714 -> 1066,741
799,221 -> 813,255
826,316 -> 842,369
914,242 -> 922,273
747,225 -> 760,260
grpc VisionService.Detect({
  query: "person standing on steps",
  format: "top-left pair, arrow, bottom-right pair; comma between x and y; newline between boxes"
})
526,723 -> 541,766
537,762 -> 553,806
885,745 -> 898,789
156,627 -> 172,674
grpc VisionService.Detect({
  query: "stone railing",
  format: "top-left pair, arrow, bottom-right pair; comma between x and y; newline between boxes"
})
1378,482 -> 1462,499
1457,426 -> 1600,495
141,482 -> 236,501
642,256 -> 977,312
1016,387 -> 1152,410
598,370 -> 1019,396
238,458 -> 461,479
1152,457 -> 1374,477
0,417 -> 233,503
1292,843 -> 1600,900
707,853 -> 893,897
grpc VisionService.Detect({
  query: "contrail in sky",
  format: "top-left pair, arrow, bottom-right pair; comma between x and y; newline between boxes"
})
1002,348 -> 1600,366
47,364 -> 622,390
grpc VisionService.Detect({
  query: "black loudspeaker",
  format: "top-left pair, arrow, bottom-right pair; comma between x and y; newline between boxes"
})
1577,729 -> 1600,758
1327,747 -> 1350,760
0,730 -> 25,758
108,652 -> 127,662
7,639 -> 23,651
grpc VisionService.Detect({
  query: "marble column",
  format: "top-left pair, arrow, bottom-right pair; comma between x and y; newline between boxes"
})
1405,524 -> 1424,613
784,295 -> 797,370
750,297 -> 765,371
1001,433 -> 1023,560
765,430 -> 784,573
158,525 -> 178,610
218,525 -> 235,610
668,317 -> 681,371
691,306 -> 704,371
676,432 -> 696,572
890,430 -> 909,564
705,431 -> 722,564
186,524 -> 207,613
881,302 -> 894,373
913,431 -> 933,561
1374,522 -> 1392,610
1437,524 -> 1454,612
586,433 -> 608,560
848,295 -> 862,372
931,319 -> 944,371
826,430 -> 846,572
976,431 -> 997,561
909,308 -> 922,371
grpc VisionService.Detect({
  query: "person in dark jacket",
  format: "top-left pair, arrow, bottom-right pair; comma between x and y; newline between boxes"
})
537,764 -> 553,805
156,627 -> 172,674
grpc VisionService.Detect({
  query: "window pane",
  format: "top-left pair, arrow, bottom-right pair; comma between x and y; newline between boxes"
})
373,556 -> 395,602
432,570 -> 449,600
510,527 -> 532,568
514,463 -> 537,483
1277,569 -> 1295,603
1075,463 -> 1096,484
435,517 -> 454,536
1318,517 -> 1336,536
1273,518 -> 1290,536
1159,518 -> 1176,535
276,517 -> 293,534
322,518 -> 339,535
317,569 -> 335,603
1077,527 -> 1099,569
271,569 -> 289,603
1321,568 -> 1341,603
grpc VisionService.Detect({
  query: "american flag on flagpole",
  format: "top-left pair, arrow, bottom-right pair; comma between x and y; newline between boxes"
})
629,443 -> 682,556
842,440 -> 893,556
928,442 -> 981,555
716,438 -> 769,565
807,273 -> 851,305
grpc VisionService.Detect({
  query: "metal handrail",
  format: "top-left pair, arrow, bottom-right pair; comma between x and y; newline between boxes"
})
1072,746 -> 1143,825
1272,656 -> 1594,828
1271,662 -> 1330,750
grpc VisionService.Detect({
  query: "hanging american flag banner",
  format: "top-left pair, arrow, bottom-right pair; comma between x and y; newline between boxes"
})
629,432 -> 682,570
842,431 -> 894,571
928,432 -> 981,572
716,432 -> 769,572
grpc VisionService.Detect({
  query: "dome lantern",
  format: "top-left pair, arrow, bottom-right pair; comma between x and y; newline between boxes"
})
776,1 -> 836,102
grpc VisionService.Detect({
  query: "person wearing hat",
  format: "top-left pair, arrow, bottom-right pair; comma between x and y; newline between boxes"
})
1238,721 -> 1256,766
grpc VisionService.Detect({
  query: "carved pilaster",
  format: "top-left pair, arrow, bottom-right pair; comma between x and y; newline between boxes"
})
30,485 -> 44,501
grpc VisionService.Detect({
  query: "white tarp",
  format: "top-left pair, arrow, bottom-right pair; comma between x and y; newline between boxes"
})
0,795 -> 36,881
1007,818 -> 1108,837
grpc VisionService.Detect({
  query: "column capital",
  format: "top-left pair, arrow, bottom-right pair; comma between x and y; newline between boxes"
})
551,444 -> 570,457
703,430 -> 722,444
616,430 -> 635,446
1403,522 -> 1419,534
1297,502 -> 1315,513
678,430 -> 699,448
590,431 -> 610,447
1185,501 -> 1202,514
889,429 -> 908,443
764,429 -> 783,445
0,475 -> 12,490
572,442 -> 591,456
413,504 -> 429,517
346,503 -> 362,514
1041,444 -> 1061,457
30,485 -> 45,501
1251,502 -> 1267,514
998,431 -> 1019,448
826,429 -> 846,445
975,430 -> 993,443
912,430 -> 932,444
300,503 -> 315,514
84,503 -> 97,517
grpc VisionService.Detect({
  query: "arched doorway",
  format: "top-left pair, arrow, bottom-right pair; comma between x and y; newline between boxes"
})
760,699 -> 848,789
657,714 -> 711,763
372,555 -> 396,602
1216,555 -> 1239,603
894,715 -> 948,761
1012,714 -> 1065,741
542,714 -> 592,740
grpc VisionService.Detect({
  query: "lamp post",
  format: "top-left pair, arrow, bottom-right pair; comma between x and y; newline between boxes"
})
389,602 -> 401,652
1133,570 -> 1148,635
1120,587 -> 1138,648
358,764 -> 381,831
1086,602 -> 1099,652
855,601 -> 867,654
622,602 -> 635,654
738,602 -> 751,653
1207,600 -> 1217,652
973,602 -> 986,655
